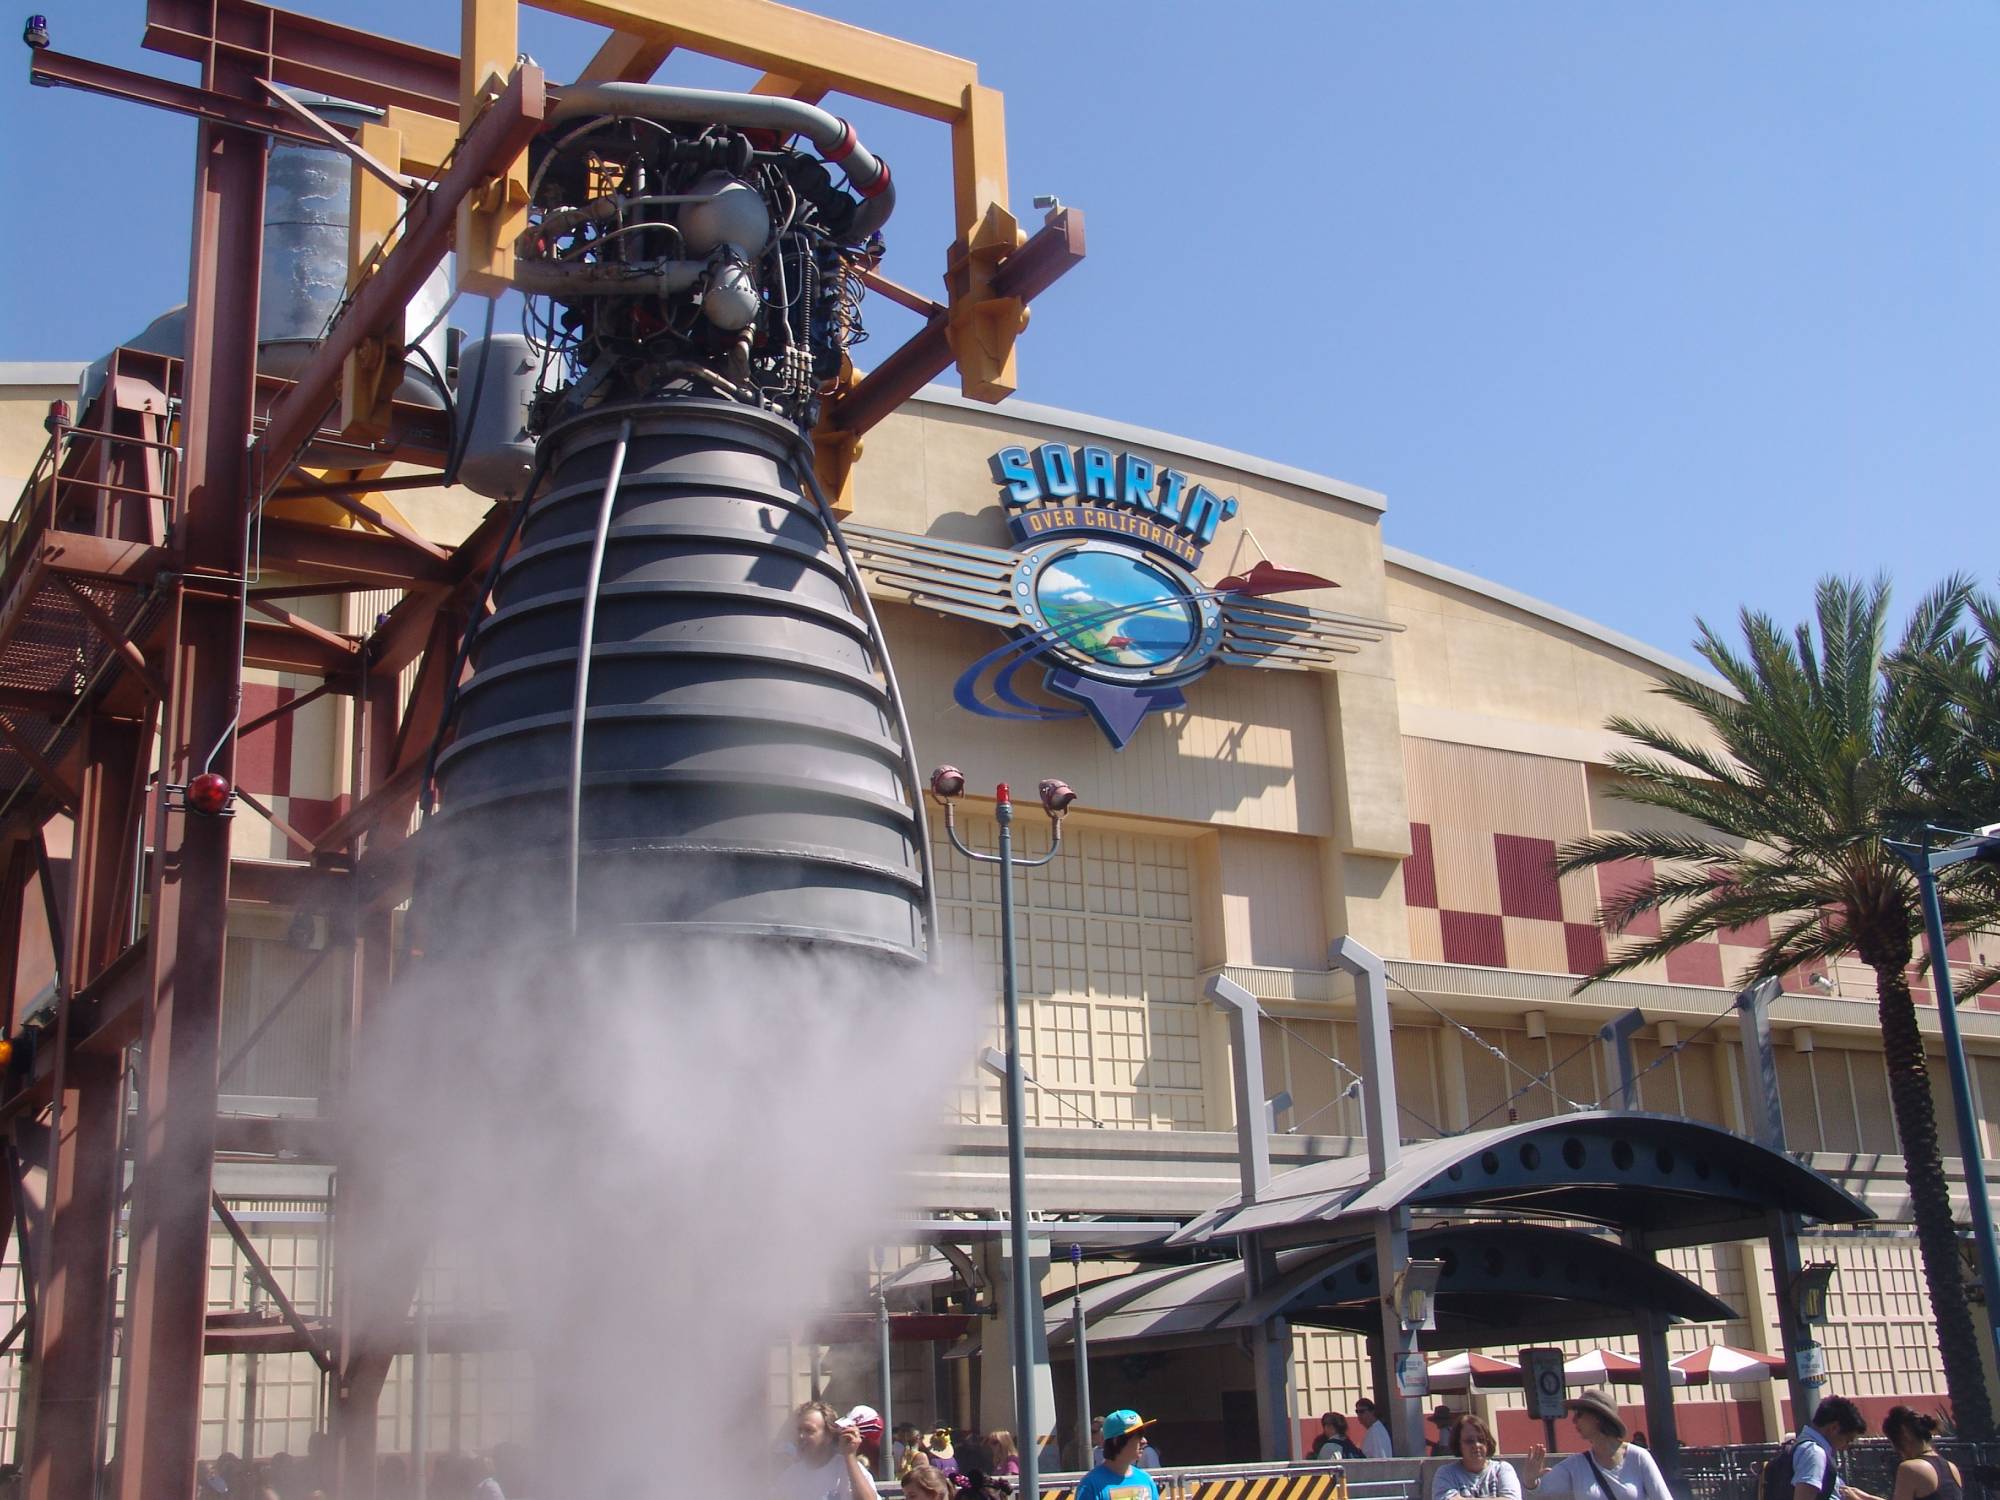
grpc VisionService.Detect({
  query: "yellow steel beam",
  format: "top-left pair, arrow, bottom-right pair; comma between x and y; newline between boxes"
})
382,107 -> 460,176
749,71 -> 828,105
577,29 -> 676,83
524,0 -> 975,120
458,0 -> 528,296
341,120 -> 407,438
946,83 -> 1026,402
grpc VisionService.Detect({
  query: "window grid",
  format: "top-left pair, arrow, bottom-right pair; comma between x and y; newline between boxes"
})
933,815 -> 1205,1133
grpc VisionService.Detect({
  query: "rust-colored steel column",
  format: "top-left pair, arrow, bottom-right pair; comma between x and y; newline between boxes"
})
25,1054 -> 122,1500
0,839 -> 31,1030
27,718 -> 144,1500
111,52 -> 265,1500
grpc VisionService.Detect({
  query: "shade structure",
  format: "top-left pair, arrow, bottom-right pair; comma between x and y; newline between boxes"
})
1672,1343 -> 1786,1385
1564,1348 -> 1685,1386
1427,1352 -> 1523,1393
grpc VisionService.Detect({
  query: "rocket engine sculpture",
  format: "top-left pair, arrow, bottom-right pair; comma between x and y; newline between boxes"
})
425,84 -> 932,965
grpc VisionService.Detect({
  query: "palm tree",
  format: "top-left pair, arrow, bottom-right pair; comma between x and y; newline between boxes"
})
1555,576 -> 2000,1439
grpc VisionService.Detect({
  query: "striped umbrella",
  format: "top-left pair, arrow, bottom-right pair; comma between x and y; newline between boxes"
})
1563,1349 -> 1687,1386
1427,1352 -> 1524,1393
1671,1344 -> 1786,1385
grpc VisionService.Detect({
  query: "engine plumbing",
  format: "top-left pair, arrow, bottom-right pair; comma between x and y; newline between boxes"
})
512,84 -> 894,430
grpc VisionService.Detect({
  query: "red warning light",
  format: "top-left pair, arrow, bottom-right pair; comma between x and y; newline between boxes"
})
187,773 -> 232,816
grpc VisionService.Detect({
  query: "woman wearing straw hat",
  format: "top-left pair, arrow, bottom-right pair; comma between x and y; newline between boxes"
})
1520,1388 -> 1672,1500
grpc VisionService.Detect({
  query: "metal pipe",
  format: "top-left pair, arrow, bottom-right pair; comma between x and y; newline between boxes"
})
241,1276 -> 262,1459
550,81 -> 895,237
413,1282 -> 429,1500
1071,1244 -> 1091,1473
1906,837 -> 2000,1379
877,1273 -> 895,1482
566,419 -> 634,937
996,788 -> 1040,1500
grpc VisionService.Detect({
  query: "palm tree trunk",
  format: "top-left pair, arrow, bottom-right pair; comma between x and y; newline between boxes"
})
1871,953 -> 1995,1437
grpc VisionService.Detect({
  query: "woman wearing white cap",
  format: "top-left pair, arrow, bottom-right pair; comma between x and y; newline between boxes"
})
1521,1389 -> 1672,1500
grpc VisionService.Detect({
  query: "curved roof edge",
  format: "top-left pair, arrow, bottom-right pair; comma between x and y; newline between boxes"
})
908,385 -> 1389,515
1385,545 -> 1730,691
0,362 -> 86,386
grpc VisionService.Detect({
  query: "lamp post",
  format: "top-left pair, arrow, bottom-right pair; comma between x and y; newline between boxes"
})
1886,824 -> 2000,1390
932,767 -> 1075,1500
1071,1242 -> 1092,1474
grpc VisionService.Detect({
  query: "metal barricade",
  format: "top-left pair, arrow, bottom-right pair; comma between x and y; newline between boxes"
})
1035,1462 -> 1356,1500
1676,1442 -> 2000,1500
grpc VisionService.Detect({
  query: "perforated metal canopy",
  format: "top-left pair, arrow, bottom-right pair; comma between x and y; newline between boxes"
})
978,1223 -> 1738,1357
1167,1111 -> 1873,1252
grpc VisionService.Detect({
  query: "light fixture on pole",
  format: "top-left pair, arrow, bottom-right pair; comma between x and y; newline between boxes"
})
1885,824 -> 2000,1384
933,767 -> 1076,1499
1393,1258 -> 1447,1332
1790,1262 -> 1837,1327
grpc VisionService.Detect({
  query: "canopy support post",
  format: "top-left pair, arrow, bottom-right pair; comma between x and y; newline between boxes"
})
1621,1229 -> 1681,1471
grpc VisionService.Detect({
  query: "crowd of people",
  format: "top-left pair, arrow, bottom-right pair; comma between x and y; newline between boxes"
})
774,1400 -> 1168,1500
190,1445 -> 513,1500
1301,1386 -> 1965,1500
150,1385 -> 1956,1500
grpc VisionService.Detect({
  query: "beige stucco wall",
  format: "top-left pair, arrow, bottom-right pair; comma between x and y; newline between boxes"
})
0,376 -> 80,493
1387,558 -> 1718,764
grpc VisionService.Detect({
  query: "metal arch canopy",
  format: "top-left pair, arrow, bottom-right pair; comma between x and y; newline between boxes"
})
963,1224 -> 1736,1359
1226,1223 -> 1738,1350
1166,1110 -> 1874,1252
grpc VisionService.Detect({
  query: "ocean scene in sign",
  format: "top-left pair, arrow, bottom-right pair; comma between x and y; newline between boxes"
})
1034,545 -> 1199,668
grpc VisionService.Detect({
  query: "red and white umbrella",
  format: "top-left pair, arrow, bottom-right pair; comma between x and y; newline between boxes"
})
1427,1352 -> 1523,1393
1671,1344 -> 1786,1386
1563,1349 -> 1687,1386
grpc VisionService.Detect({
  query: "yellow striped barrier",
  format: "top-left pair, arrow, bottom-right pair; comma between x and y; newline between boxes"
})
1030,1469 -> 1351,1500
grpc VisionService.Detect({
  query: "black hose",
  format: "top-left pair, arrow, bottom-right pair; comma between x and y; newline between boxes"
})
445,297 -> 498,487
406,343 -> 457,461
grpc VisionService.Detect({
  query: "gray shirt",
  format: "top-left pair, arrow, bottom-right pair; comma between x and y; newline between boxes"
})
1435,1460 -> 1523,1500
1534,1446 -> 1672,1500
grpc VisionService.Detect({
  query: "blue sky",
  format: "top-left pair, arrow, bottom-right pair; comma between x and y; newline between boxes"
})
5,2 -> 1994,661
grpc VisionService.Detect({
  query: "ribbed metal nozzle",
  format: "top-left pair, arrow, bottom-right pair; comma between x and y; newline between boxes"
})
427,400 -> 927,963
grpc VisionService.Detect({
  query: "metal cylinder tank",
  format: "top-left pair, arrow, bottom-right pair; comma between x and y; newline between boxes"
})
453,334 -> 545,501
258,95 -> 450,399
427,400 -> 926,963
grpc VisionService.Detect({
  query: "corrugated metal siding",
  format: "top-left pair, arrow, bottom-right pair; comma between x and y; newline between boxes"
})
219,934 -> 349,1100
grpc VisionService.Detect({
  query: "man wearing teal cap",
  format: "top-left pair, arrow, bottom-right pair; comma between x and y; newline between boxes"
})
1077,1411 -> 1161,1500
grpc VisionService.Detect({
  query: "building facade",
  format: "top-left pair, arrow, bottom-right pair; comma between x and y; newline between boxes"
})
0,363 -> 1991,1464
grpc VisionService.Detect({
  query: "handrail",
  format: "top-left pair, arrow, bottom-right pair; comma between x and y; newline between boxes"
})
0,418 -> 180,584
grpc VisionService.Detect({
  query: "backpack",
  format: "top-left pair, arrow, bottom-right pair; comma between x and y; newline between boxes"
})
1762,1439 -> 1838,1500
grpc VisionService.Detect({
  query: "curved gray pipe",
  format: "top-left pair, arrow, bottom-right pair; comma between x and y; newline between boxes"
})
550,81 -> 894,239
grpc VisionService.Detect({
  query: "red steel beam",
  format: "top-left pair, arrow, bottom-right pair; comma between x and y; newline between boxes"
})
143,0 -> 459,118
827,207 -> 1087,437
25,719 -> 141,1500
111,49 -> 265,1500
251,62 -> 547,501
244,620 -> 359,677
29,47 -> 329,146
257,517 -> 453,588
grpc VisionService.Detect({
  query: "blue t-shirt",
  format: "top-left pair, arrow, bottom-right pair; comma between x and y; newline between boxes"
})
1077,1463 -> 1161,1500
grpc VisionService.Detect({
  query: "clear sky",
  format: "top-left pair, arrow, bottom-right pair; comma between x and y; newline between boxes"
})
4,2 -> 1993,663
